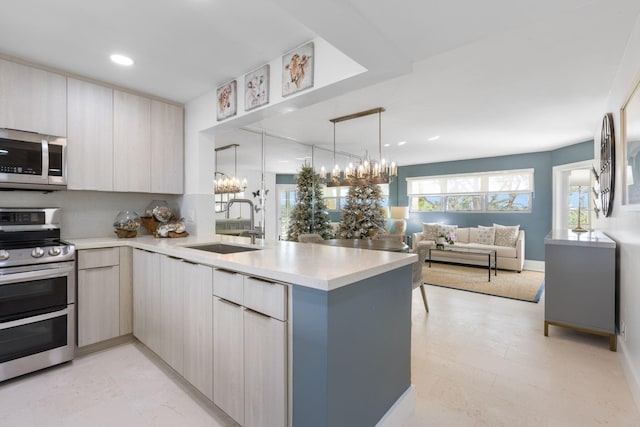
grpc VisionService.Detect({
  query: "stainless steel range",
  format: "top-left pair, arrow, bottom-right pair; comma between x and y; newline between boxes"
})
0,208 -> 76,382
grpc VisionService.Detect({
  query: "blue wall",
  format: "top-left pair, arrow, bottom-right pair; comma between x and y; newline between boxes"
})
276,141 -> 593,261
396,141 -> 594,261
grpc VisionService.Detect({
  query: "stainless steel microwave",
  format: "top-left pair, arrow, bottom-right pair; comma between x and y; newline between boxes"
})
0,128 -> 67,190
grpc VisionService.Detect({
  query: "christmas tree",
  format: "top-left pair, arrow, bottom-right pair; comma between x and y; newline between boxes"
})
337,181 -> 386,239
286,164 -> 333,241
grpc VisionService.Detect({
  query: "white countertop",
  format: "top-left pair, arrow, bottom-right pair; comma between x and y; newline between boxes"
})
544,230 -> 616,248
68,234 -> 416,291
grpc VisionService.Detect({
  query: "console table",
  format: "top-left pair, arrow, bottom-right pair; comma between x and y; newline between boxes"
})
544,230 -> 617,351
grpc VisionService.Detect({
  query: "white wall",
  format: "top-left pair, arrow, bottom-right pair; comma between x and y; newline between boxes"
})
0,190 -> 181,239
596,12 -> 640,409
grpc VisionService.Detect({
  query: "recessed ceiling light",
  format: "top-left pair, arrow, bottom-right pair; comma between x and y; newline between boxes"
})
383,143 -> 390,147
427,135 -> 440,141
397,141 -> 407,146
110,54 -> 134,66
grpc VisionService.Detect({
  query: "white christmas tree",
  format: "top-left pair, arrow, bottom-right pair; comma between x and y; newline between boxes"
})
337,181 -> 386,239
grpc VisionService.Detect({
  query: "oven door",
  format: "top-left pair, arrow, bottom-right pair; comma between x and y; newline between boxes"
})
0,262 -> 75,321
0,262 -> 75,382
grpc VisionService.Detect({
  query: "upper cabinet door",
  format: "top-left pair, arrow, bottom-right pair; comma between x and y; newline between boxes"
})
151,100 -> 184,194
67,78 -> 114,191
0,59 -> 66,137
113,90 -> 151,192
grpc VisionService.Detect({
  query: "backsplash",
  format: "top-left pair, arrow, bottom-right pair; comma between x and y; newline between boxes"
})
0,190 -> 182,239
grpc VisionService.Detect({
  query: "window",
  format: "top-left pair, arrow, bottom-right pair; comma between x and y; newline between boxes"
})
407,169 -> 534,213
568,183 -> 591,229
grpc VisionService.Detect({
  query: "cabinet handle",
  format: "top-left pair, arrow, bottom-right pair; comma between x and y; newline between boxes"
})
167,255 -> 183,261
248,276 -> 276,285
215,268 -> 238,275
181,259 -> 198,265
216,297 -> 242,308
244,307 -> 271,319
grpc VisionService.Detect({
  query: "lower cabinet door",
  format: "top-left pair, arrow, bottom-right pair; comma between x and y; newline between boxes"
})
213,297 -> 244,424
159,256 -> 184,375
183,263 -> 213,400
132,250 -> 161,353
77,266 -> 120,347
244,309 -> 287,427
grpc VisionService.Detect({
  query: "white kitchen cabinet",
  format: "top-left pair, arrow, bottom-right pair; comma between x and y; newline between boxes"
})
244,309 -> 287,427
151,100 -> 183,194
67,78 -> 113,191
160,255 -> 184,375
133,249 -> 161,354
0,58 -> 66,136
119,246 -> 133,335
113,90 -> 151,192
77,248 -> 120,347
213,296 -> 245,425
213,269 -> 288,426
183,261 -> 213,400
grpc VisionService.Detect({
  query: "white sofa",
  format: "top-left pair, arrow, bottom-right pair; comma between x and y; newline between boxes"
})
412,226 -> 525,272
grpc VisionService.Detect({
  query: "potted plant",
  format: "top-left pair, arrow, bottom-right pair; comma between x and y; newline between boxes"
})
436,231 -> 456,249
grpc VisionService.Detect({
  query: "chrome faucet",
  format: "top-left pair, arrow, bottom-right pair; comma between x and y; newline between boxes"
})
226,198 -> 259,244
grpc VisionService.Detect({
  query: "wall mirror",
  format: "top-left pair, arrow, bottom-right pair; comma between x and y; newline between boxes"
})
622,77 -> 640,207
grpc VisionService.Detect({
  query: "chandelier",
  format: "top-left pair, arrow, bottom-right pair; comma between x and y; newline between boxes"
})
214,144 -> 248,194
320,107 -> 397,187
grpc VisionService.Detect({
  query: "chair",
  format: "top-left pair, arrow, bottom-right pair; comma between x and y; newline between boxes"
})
412,246 -> 429,312
298,233 -> 324,243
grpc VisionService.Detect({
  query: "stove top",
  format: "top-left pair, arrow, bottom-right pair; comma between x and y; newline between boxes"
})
0,208 -> 75,268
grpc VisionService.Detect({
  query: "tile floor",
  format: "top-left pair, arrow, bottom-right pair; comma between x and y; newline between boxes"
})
406,285 -> 640,426
1,285 -> 639,426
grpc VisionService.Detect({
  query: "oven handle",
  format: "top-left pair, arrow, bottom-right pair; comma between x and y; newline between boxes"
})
0,264 -> 75,285
0,306 -> 69,330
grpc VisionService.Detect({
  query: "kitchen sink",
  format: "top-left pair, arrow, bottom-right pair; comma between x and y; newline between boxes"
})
184,243 -> 262,254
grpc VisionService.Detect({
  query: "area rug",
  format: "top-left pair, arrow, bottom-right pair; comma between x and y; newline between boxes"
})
422,262 -> 545,303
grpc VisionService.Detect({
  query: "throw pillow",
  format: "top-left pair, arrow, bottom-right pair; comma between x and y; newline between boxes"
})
422,223 -> 440,241
493,223 -> 520,247
436,224 -> 458,242
472,227 -> 495,245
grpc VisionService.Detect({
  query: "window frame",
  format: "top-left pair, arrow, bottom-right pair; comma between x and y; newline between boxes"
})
407,169 -> 534,214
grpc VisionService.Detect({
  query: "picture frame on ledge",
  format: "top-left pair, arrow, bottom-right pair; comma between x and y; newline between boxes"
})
282,41 -> 314,97
216,80 -> 237,121
244,64 -> 270,111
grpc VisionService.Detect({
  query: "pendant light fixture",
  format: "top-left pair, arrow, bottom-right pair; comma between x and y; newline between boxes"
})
214,144 -> 248,194
320,107 -> 397,187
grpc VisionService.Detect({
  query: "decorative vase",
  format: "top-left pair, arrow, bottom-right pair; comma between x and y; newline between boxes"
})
113,211 -> 141,238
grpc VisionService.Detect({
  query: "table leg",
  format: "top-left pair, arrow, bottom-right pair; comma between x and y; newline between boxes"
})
488,253 -> 491,282
428,249 -> 432,268
494,251 -> 497,276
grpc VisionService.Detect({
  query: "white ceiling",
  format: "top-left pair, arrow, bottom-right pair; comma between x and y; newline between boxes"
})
2,0 -> 640,173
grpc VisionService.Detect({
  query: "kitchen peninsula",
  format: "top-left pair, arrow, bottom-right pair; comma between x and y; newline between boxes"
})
71,234 -> 416,427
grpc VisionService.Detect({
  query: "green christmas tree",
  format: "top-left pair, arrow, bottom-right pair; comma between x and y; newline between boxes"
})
286,164 -> 333,241
338,181 -> 386,239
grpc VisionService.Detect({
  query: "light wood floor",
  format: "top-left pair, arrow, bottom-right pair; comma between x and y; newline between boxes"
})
1,286 -> 639,426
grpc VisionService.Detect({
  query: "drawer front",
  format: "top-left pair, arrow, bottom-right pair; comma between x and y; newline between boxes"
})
78,247 -> 120,269
243,276 -> 287,321
213,269 -> 244,305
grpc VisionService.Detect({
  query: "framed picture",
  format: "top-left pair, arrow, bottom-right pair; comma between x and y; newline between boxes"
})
621,77 -> 640,207
282,41 -> 314,97
244,64 -> 269,111
216,80 -> 237,121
